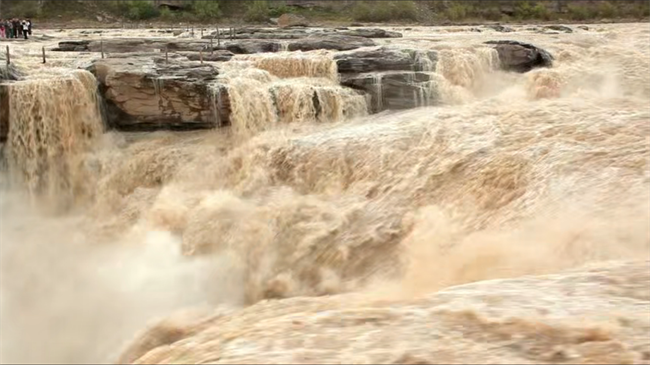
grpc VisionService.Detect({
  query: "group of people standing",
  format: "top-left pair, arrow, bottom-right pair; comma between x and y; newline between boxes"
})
0,19 -> 33,39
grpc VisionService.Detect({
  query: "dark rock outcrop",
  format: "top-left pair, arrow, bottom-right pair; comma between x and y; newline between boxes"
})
484,24 -> 514,33
218,40 -> 282,54
203,27 -> 402,41
288,34 -> 376,52
184,50 -> 234,62
204,28 -> 307,40
485,40 -> 553,73
54,38 -> 211,53
87,57 -> 230,132
54,40 -> 92,52
544,25 -> 573,33
334,46 -> 438,112
336,28 -> 403,38
341,72 -> 438,113
335,46 -> 437,74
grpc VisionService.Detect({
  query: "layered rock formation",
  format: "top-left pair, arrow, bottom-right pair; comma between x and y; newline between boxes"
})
202,27 -> 402,41
88,58 -> 229,131
336,47 -> 438,112
287,34 -> 376,51
54,34 -> 378,55
54,38 -> 211,53
64,30 -> 554,131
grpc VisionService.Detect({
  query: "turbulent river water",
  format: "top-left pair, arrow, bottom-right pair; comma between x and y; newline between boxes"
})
0,23 -> 649,364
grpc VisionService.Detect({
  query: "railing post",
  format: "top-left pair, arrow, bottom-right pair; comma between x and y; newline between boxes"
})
5,46 -> 9,66
42,46 -> 46,64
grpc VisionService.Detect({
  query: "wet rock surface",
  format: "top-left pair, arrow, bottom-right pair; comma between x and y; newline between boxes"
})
485,40 -> 554,73
87,58 -> 230,132
217,40 -> 282,54
54,38 -> 211,53
484,24 -> 515,33
336,28 -> 403,38
341,72 -> 438,113
288,34 -> 377,51
335,47 -> 438,112
335,46 -> 437,73
544,25 -> 574,33
183,50 -> 235,62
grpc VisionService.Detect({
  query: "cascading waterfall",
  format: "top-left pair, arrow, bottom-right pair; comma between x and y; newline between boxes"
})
213,53 -> 368,138
5,70 -> 104,211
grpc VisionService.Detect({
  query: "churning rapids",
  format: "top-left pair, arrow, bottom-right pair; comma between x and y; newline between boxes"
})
0,23 -> 649,364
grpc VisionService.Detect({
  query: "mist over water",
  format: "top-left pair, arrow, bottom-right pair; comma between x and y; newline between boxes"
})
1,23 -> 649,364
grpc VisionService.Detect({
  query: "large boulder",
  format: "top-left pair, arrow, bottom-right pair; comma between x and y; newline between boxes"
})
87,57 -> 230,131
277,13 -> 309,28
336,28 -> 403,38
334,46 -> 437,73
341,72 -> 438,113
485,40 -> 553,73
288,34 -> 376,52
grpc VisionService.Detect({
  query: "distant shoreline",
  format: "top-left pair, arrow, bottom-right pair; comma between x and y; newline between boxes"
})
29,17 -> 650,30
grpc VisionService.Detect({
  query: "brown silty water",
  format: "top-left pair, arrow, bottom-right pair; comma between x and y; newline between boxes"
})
0,23 -> 649,364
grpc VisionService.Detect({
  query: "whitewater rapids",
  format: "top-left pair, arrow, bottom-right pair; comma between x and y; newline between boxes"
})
0,23 -> 649,364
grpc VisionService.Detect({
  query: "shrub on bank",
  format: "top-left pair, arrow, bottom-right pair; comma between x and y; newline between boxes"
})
514,2 -> 553,20
245,0 -> 269,22
192,0 -> 222,20
7,1 -> 41,18
444,3 -> 471,21
566,4 -> 597,21
268,5 -> 295,18
119,0 -> 160,21
351,1 -> 418,22
596,1 -> 617,18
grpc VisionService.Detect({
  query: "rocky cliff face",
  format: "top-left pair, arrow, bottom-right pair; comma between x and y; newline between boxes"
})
88,57 -> 229,131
